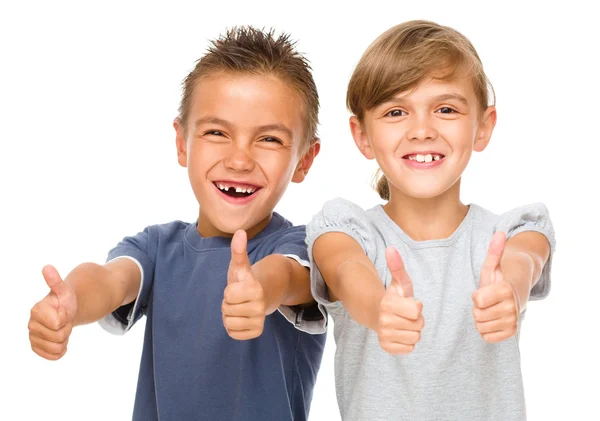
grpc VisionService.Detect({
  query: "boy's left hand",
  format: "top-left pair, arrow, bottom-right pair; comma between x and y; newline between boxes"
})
472,232 -> 520,344
222,230 -> 266,340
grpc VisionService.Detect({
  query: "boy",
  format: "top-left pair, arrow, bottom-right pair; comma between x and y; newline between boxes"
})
28,27 -> 326,421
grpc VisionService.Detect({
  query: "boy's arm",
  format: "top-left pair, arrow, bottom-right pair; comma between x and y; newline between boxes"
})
28,259 -> 141,360
312,232 -> 385,331
251,254 -> 313,314
67,259 -> 142,326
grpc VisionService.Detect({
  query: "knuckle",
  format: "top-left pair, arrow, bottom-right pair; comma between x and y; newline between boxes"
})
379,314 -> 391,327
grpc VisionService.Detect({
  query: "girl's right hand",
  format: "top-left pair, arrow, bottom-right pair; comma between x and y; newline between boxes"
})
377,247 -> 424,355
28,265 -> 78,360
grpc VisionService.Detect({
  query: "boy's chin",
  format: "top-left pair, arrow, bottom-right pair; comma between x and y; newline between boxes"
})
211,213 -> 273,238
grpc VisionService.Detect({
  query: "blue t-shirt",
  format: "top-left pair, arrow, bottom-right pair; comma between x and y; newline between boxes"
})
98,213 -> 327,421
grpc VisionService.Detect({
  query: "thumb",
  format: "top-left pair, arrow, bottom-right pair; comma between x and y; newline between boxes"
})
385,247 -> 414,298
42,265 -> 70,299
479,231 -> 507,287
229,230 -> 252,283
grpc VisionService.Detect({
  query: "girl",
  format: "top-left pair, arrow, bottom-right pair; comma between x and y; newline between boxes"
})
307,20 -> 554,421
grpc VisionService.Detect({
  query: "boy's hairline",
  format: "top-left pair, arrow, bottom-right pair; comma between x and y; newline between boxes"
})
178,69 -> 318,151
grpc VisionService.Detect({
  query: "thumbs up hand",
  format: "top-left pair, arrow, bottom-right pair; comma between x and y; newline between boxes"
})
222,230 -> 266,340
28,265 -> 78,360
376,247 -> 424,355
472,232 -> 520,344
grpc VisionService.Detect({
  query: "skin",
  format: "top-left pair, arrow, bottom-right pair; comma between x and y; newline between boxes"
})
28,71 -> 321,360
313,75 -> 550,354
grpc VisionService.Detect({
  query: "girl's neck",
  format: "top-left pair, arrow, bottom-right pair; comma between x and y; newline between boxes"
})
382,181 -> 469,242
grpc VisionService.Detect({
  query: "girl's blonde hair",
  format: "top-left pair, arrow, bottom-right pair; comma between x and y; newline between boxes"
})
347,20 -> 495,200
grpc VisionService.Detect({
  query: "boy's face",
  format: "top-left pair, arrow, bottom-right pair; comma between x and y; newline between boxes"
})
175,72 -> 318,238
351,76 -> 496,200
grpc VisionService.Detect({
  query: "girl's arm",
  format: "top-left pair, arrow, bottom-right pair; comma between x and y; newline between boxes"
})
502,231 -> 551,311
312,232 -> 385,331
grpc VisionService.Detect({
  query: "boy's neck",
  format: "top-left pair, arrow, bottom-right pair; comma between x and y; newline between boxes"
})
196,212 -> 273,240
383,181 -> 468,242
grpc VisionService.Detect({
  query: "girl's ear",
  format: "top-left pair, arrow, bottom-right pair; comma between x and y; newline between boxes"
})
473,106 -> 497,152
350,116 -> 375,159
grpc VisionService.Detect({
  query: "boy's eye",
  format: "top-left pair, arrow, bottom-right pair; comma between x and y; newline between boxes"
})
436,107 -> 457,114
261,137 -> 283,144
386,109 -> 407,117
205,130 -> 224,136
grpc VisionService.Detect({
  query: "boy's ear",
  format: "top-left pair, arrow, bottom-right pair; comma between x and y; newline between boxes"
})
174,118 -> 188,168
291,140 -> 321,183
350,116 -> 374,159
473,106 -> 497,152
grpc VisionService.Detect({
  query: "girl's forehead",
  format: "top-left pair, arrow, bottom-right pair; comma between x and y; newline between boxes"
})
392,76 -> 477,102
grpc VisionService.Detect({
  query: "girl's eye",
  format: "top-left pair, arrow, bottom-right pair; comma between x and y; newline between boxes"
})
386,109 -> 407,117
261,137 -> 283,144
436,107 -> 457,114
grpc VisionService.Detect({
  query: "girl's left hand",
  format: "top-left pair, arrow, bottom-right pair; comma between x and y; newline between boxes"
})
472,232 -> 521,344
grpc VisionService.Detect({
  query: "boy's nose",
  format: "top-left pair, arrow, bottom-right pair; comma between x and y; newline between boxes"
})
223,148 -> 255,172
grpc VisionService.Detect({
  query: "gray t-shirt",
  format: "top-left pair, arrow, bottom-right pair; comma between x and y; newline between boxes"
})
306,199 -> 555,421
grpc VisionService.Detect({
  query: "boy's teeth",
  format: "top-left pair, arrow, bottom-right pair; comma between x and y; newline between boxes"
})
217,183 -> 256,194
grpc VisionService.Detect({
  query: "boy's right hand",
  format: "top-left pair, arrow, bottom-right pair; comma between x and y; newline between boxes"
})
222,230 -> 266,340
28,265 -> 78,360
377,247 -> 424,355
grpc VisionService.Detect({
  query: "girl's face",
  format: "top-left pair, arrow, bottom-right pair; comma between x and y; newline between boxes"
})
351,76 -> 496,201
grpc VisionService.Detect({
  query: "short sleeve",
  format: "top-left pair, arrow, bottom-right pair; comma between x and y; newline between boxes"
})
261,225 -> 327,334
306,198 -> 375,309
496,203 -> 556,300
98,226 -> 155,335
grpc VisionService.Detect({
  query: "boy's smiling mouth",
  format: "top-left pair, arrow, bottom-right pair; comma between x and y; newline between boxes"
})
213,180 -> 262,202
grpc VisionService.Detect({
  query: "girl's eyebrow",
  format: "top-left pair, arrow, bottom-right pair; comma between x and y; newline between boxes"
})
433,93 -> 469,106
382,93 -> 469,107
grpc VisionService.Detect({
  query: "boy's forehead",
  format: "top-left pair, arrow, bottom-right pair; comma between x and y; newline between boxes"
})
188,73 -> 306,135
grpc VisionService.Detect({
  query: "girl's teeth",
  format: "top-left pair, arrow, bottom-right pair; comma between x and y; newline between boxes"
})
411,153 -> 441,162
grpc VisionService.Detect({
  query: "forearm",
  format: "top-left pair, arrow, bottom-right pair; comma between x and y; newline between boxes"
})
502,231 -> 550,311
500,250 -> 534,313
65,262 -> 130,326
335,259 -> 385,331
252,255 -> 312,315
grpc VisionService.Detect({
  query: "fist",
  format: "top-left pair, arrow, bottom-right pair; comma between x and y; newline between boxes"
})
222,230 -> 266,340
473,232 -> 519,344
28,265 -> 78,360
377,247 -> 424,355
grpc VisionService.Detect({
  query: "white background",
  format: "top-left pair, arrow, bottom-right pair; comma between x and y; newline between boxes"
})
2,1 -> 598,420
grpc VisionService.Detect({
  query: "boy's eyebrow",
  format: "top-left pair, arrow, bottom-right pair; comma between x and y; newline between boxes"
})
195,117 -> 294,139
255,124 -> 294,139
194,117 -> 234,129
